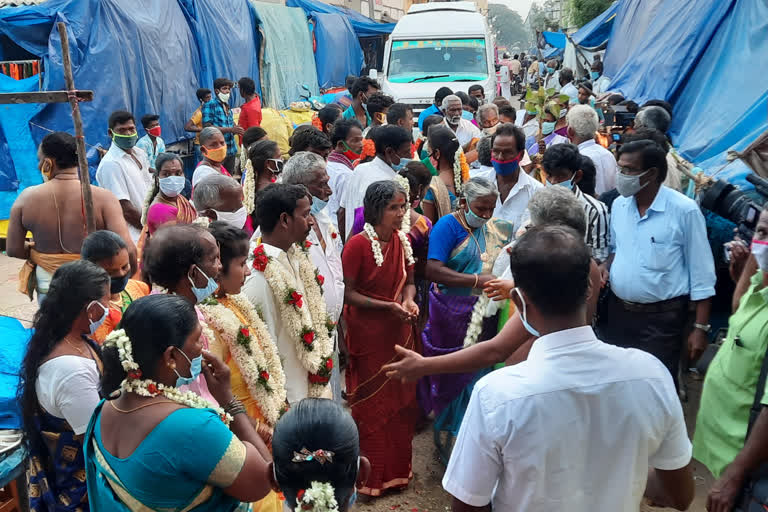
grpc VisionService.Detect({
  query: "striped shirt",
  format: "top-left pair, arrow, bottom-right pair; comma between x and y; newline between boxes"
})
574,186 -> 610,263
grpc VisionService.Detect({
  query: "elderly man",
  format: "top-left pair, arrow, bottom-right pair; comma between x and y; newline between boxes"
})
441,94 -> 482,149
418,86 -> 453,131
192,174 -> 247,230
282,152 -> 345,403
8,132 -> 137,303
96,110 -> 152,243
597,140 -> 716,390
635,106 -> 681,190
566,105 -> 618,195
476,103 -> 500,135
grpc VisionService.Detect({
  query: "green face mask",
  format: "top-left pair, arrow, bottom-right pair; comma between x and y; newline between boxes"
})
112,132 -> 138,150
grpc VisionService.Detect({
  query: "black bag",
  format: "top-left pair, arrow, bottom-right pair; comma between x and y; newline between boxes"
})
734,340 -> 768,511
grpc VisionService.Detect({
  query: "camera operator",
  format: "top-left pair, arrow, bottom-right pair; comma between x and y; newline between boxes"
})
693,209 -> 768,511
596,139 -> 716,392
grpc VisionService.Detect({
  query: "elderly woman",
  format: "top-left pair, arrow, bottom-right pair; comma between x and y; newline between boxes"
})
193,126 -> 232,187
84,295 -> 274,511
81,230 -> 150,343
242,139 -> 283,227
422,126 -> 465,224
343,180 -> 419,497
420,177 -> 513,461
20,260 -> 110,511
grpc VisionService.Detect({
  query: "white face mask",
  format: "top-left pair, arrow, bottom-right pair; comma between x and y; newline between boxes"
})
158,175 -> 186,197
218,92 -> 231,103
752,239 -> 768,271
615,168 -> 650,197
213,206 -> 247,229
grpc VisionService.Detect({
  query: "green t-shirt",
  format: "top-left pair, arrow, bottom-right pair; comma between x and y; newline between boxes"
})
693,270 -> 768,478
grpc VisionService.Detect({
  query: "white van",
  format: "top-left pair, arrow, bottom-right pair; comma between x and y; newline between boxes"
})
371,2 -> 496,115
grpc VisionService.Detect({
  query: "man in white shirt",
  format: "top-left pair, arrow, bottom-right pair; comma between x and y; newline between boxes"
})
242,183 -> 333,404
326,118 -> 364,228
282,152 -> 345,402
566,104 -> 617,195
337,125 -> 413,240
443,224 -> 695,512
441,95 -> 482,148
96,110 -> 152,242
559,67 -> 579,103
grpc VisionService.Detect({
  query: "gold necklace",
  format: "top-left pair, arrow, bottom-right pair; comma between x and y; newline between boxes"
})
109,399 -> 177,414
458,212 -> 488,262
64,336 -> 88,357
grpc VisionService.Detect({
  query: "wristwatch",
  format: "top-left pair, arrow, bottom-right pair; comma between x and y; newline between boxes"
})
693,323 -> 712,334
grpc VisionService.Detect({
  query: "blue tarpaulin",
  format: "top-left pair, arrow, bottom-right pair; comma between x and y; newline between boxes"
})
286,0 -> 394,37
0,316 -> 31,430
542,31 -> 566,49
571,0 -> 618,49
312,13 -> 364,89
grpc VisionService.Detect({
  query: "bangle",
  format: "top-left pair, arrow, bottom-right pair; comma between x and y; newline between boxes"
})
472,274 -> 479,288
223,397 -> 246,417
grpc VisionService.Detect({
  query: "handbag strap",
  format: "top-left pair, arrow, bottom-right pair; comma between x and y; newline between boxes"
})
746,339 -> 768,438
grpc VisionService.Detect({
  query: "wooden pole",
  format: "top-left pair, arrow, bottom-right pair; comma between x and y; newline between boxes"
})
57,21 -> 95,233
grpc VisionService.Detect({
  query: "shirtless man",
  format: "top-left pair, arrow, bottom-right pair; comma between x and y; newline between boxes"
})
7,131 -> 137,303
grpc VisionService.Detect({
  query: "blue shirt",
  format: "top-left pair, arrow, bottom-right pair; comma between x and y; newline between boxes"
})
609,185 -> 716,303
343,105 -> 371,128
201,99 -> 237,156
418,104 -> 442,131
135,134 -> 165,169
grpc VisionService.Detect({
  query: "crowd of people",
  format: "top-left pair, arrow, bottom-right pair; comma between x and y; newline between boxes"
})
5,66 -> 767,512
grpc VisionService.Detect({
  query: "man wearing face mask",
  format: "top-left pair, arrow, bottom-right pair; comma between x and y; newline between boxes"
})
8,131 -> 137,303
327,119 -> 363,229
97,110 -> 153,243
143,224 -> 223,404
202,77 -> 244,174
282,153 -> 345,403
597,139 -> 716,391
342,76 -> 380,129
362,92 -> 394,137
444,225 -> 695,512
338,125 -> 413,240
243,184 -> 333,403
193,174 -> 248,230
441,95 -> 481,149
136,113 -> 165,171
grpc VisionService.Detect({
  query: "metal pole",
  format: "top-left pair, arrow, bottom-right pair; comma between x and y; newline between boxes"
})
57,21 -> 95,233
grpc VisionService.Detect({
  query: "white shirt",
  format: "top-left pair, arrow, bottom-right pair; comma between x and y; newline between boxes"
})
36,356 -> 101,435
443,326 -> 692,512
475,167 -> 542,233
578,139 -> 617,195
192,164 -> 219,187
560,82 -> 579,103
242,243 -> 310,404
326,159 -> 354,228
444,118 -> 482,148
339,157 -> 395,239
308,209 -> 344,323
522,118 -> 539,138
96,144 -> 152,242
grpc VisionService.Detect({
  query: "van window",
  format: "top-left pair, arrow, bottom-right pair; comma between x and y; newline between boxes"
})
388,39 -> 488,83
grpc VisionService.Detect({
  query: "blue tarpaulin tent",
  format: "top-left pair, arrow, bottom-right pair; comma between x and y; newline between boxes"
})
570,0 -> 618,48
312,13 -> 364,89
286,0 -> 394,37
542,31 -> 566,49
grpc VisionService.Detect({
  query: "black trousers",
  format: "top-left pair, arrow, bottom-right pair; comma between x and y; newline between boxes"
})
596,291 -> 688,388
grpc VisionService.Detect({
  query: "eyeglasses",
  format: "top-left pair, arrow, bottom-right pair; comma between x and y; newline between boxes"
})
618,165 -> 646,175
267,158 -> 284,174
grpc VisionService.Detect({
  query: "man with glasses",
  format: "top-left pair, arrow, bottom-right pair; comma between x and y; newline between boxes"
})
597,139 -> 715,390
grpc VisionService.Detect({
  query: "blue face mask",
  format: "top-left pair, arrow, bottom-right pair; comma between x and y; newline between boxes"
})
491,154 -> 522,177
591,71 -> 600,80
390,157 -> 412,173
188,265 -> 218,303
88,301 -> 108,336
546,177 -> 574,190
515,288 -> 540,337
542,121 -> 556,135
547,67 -> 554,74
174,347 -> 203,387
311,195 -> 328,216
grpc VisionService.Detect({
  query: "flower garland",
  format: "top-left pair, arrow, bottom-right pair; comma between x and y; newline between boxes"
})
252,244 -> 334,397
393,174 -> 411,233
243,157 -> 256,215
362,222 -> 415,268
295,481 -> 339,512
104,329 -> 232,425
453,146 -> 470,196
463,294 -> 491,348
198,293 -> 287,425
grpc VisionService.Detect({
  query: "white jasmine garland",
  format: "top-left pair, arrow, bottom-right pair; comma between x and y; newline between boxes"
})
198,294 -> 287,425
463,294 -> 491,348
398,230 -> 416,266
453,146 -> 464,196
393,174 -> 411,233
104,329 -> 232,425
295,481 -> 339,512
243,157 -> 256,215
363,223 -> 415,267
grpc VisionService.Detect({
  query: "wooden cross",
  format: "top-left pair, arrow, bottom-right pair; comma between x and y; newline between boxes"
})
0,22 -> 95,232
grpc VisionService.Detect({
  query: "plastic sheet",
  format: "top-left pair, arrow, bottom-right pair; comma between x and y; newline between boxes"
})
286,0 -> 395,37
250,1 -> 319,110
312,13 -> 364,89
542,31 -> 565,49
0,316 -> 31,430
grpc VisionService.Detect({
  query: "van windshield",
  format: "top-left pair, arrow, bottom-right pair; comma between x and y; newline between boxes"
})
388,39 -> 488,83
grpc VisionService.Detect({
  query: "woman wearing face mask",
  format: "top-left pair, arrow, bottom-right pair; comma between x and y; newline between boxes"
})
343,180 -> 419,497
243,140 -> 283,228
421,126 -> 468,225
81,230 -> 150,343
19,260 -> 110,512
193,127 -> 232,187
85,294 -> 275,511
421,177 -> 513,462
143,224 -> 223,405
200,222 -> 286,512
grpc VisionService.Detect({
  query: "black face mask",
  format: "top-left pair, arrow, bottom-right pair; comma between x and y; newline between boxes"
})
110,273 -> 130,294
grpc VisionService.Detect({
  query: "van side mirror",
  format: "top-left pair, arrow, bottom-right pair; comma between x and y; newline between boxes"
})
368,68 -> 378,80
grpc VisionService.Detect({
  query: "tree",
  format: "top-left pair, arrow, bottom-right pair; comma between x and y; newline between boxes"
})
568,0 -> 613,27
528,2 -> 560,32
488,3 -> 531,52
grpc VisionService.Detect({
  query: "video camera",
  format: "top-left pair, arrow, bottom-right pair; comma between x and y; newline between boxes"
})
699,173 -> 768,242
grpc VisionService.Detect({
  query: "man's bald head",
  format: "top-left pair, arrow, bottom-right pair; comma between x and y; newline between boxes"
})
193,174 -> 243,214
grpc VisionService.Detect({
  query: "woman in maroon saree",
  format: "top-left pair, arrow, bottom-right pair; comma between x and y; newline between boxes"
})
343,180 -> 419,497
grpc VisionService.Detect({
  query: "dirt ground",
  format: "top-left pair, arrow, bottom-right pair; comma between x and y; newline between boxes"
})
0,254 -> 715,511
